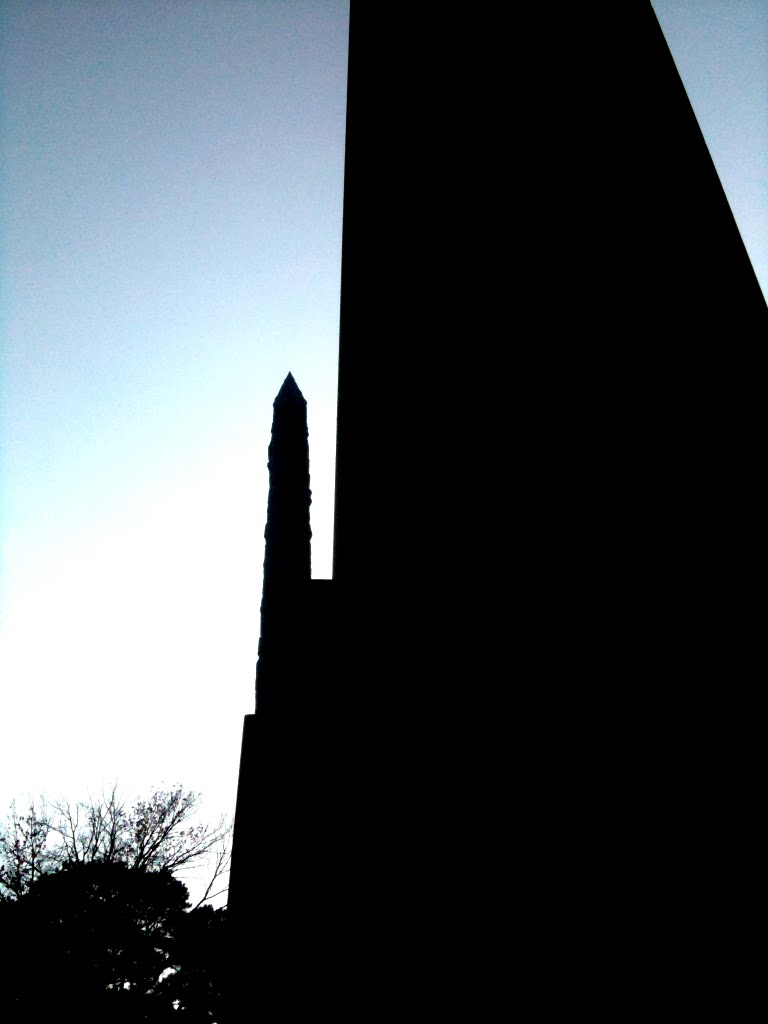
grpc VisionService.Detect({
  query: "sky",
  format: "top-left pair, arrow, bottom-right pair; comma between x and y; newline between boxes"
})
650,0 -> 768,301
0,0 -> 349,907
0,1 -> 765,909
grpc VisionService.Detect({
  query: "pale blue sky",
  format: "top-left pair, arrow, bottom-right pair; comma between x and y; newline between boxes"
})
651,0 -> 768,301
0,0 -> 348,906
0,2 -> 764,907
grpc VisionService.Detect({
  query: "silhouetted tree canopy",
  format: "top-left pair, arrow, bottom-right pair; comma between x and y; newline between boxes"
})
0,860 -> 228,1021
0,784 -> 230,901
0,786 -> 232,1021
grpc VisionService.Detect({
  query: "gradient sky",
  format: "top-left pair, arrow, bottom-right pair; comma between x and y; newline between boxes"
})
651,0 -> 768,300
0,1 -> 765,908
0,0 -> 348,906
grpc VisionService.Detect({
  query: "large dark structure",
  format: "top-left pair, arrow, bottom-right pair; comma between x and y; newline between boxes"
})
227,3 -> 766,1014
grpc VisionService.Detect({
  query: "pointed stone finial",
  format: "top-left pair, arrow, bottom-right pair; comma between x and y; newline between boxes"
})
261,371 -> 312,592
274,372 -> 305,405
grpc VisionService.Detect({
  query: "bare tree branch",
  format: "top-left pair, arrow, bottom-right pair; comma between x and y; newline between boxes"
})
0,797 -> 56,898
192,838 -> 232,910
1,785 -> 231,902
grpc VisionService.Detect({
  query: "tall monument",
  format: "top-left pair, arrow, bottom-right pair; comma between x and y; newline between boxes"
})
251,371 -> 311,720
227,373 -> 337,1014
226,3 -> 768,1016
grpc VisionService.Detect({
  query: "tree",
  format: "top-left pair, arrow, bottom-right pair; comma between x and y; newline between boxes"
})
0,859 -> 228,1022
0,786 -> 233,1021
162,901 -> 230,1021
0,797 -> 57,898
0,784 -> 231,903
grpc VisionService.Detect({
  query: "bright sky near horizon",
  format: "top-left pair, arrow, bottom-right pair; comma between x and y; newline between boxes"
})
0,1 -> 765,908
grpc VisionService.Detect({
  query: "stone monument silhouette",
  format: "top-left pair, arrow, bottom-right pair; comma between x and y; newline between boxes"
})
226,4 -> 767,1015
227,372 -> 338,1011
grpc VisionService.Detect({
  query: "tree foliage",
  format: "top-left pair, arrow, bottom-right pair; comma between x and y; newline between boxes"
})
0,784 -> 230,902
0,785 -> 232,1021
0,860 -> 229,1021
0,797 -> 56,898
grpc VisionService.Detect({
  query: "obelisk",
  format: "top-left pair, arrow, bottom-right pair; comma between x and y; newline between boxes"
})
227,373 -> 314,1017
